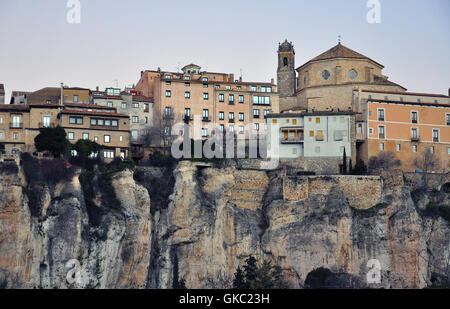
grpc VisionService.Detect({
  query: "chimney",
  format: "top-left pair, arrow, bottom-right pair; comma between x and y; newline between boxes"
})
96,86 -> 99,91
448,87 -> 450,97
271,78 -> 274,85
229,73 -> 234,82
239,76 -> 242,82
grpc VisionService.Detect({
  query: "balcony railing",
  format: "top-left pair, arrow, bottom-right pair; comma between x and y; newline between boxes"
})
378,117 -> 385,122
281,137 -> 304,144
229,101 -> 235,105
411,136 -> 419,142
183,115 -> 193,122
202,117 -> 211,122
39,122 -> 55,128
9,122 -> 23,129
228,118 -> 235,123
378,134 -> 385,139
433,137 -> 439,143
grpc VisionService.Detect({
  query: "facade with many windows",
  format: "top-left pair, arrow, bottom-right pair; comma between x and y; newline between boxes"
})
354,89 -> 450,172
135,64 -> 279,145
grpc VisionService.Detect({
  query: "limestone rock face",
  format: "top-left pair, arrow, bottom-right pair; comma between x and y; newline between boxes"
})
0,166 -> 151,289
0,161 -> 449,289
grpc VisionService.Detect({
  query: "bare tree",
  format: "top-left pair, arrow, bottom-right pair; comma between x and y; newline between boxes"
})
414,149 -> 441,173
368,151 -> 401,170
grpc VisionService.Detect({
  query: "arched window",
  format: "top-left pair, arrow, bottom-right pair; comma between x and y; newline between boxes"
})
283,57 -> 288,66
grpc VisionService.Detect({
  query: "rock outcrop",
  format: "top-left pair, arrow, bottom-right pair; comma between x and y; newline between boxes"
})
0,160 -> 449,289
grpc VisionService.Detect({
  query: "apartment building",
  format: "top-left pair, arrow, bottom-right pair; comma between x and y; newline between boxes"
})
354,89 -> 450,172
0,84 -> 4,104
265,111 -> 355,162
135,64 -> 279,145
0,86 -> 131,160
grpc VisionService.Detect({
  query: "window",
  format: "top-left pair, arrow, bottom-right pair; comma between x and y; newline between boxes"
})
219,94 -> 224,102
446,114 -> 450,126
253,109 -> 260,118
42,116 -> 51,127
132,116 -> 139,123
166,81 -> 171,86
219,112 -> 224,120
254,123 -> 259,131
430,146 -> 435,154
185,91 -> 190,99
112,120 -> 118,126
98,119 -> 104,126
121,103 -> 127,109
378,126 -> 385,139
321,70 -> 330,80
411,127 -> 418,140
369,128 -> 374,134
433,129 -> 439,142
272,119 -> 277,124
219,124 -> 224,132
448,147 -> 450,155
229,112 -> 235,122
316,117 -> 320,124
165,74 -> 172,79
185,82 -> 190,87
348,69 -> 358,79
133,102 -> 139,108
202,77 -> 208,82
82,133 -> 89,140
411,111 -> 418,124
237,86 -> 241,90
251,86 -> 257,92
316,130 -> 324,141
203,83 -> 208,88
253,96 -> 270,105
226,85 -> 231,90
396,144 -> 401,152
68,132 -> 74,140
202,109 -> 209,120
215,85 -> 220,89
94,136 -> 98,142
380,143 -> 385,151
103,150 -> 114,159
315,146 -> 320,153
309,131 -> 314,137
104,135 -> 111,143
166,90 -> 171,97
283,57 -> 288,66
239,126 -> 244,134
165,106 -> 172,116
378,109 -> 385,121
201,128 -> 208,137
69,117 -> 83,124
239,113 -> 244,121
184,76 -> 190,80
264,110 -> 271,116
203,93 -> 209,100
229,125 -> 234,133
119,136 -> 123,142
73,95 -> 78,102
413,145 -> 418,153
163,127 -> 170,136
13,132 -> 19,140
229,94 -> 234,104
261,86 -> 272,93
184,108 -> 191,117
107,102 -> 113,107
239,95 -> 244,103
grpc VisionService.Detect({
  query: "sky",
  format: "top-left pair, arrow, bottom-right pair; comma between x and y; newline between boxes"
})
0,0 -> 449,103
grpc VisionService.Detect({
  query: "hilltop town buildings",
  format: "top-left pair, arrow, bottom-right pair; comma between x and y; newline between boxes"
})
135,64 -> 279,146
275,40 -> 450,172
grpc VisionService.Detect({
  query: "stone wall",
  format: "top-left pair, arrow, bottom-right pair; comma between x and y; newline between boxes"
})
283,175 -> 382,209
404,172 -> 450,191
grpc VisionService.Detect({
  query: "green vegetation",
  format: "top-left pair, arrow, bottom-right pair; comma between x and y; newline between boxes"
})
34,126 -> 68,157
232,255 -> 290,289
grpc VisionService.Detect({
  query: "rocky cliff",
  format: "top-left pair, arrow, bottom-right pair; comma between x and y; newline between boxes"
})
0,160 -> 449,289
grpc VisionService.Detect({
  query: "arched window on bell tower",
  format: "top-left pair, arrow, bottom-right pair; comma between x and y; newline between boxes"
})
283,57 -> 288,66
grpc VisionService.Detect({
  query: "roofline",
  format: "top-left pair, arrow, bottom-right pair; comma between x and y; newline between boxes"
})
367,99 -> 449,108
296,57 -> 384,71
361,89 -> 449,98
266,111 -> 357,118
295,81 -> 406,96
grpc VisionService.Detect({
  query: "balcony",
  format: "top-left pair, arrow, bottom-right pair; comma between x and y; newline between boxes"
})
281,137 -> 304,144
411,136 -> 419,142
433,137 -> 439,143
228,118 -> 235,123
378,117 -> 385,122
202,117 -> 211,122
163,113 -> 174,120
183,115 -> 193,123
39,122 -> 56,128
253,115 -> 260,119
378,134 -> 385,139
228,101 -> 235,105
9,122 -> 23,129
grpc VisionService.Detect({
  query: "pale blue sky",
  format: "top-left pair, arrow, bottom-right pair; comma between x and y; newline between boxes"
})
0,0 -> 449,102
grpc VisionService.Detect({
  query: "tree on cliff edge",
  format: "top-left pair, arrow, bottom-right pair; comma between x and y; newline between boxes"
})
34,126 -> 68,157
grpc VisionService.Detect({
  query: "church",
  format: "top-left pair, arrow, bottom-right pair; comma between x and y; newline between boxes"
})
273,40 -> 450,172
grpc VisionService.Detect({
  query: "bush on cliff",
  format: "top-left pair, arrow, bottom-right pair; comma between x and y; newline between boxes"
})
21,153 -> 74,185
232,255 -> 290,289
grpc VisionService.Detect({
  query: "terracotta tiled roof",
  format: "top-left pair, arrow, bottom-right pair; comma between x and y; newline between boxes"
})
132,95 -> 153,102
64,103 -> 114,109
0,104 -> 30,111
298,43 -> 384,70
362,89 -> 449,98
27,87 -> 61,105
59,109 -> 129,118
372,75 -> 406,89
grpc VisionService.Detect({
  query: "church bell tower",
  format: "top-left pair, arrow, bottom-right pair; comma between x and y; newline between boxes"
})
277,40 -> 296,97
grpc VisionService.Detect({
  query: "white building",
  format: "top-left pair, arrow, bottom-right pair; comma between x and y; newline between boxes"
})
266,111 -> 354,160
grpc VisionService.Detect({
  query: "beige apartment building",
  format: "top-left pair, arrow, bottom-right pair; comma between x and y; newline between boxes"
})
135,64 -> 279,145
